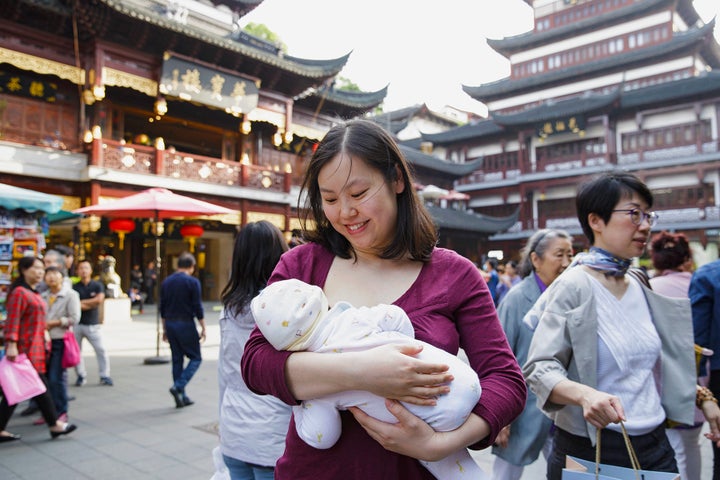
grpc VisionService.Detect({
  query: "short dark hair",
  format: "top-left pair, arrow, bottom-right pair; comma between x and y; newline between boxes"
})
576,170 -> 652,245
177,252 -> 196,269
300,119 -> 437,261
44,265 -> 63,276
651,230 -> 691,271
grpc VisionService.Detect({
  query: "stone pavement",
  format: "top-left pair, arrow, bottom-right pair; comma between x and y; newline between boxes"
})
0,302 -> 713,479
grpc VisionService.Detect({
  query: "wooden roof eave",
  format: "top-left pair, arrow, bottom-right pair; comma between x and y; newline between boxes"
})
96,0 -> 350,79
464,21 -> 716,103
486,0 -> 674,57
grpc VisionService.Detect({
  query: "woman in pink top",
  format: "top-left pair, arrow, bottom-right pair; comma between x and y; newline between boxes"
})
241,119 -> 526,479
649,230 -> 717,480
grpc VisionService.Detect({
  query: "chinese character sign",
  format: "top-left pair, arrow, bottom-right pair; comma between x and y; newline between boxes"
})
159,54 -> 259,115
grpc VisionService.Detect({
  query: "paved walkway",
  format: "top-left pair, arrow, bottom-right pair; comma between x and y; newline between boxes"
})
0,302 -> 713,479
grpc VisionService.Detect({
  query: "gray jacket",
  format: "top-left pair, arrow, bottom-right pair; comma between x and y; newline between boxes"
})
42,284 -> 81,340
523,267 -> 695,444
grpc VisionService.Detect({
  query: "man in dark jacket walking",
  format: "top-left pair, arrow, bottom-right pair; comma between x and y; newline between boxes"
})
160,252 -> 205,408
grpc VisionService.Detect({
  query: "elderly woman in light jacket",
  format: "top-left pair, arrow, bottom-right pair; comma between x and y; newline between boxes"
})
492,229 -> 573,480
42,265 -> 81,421
523,171 -> 711,480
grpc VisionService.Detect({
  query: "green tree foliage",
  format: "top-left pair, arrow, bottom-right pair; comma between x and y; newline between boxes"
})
243,22 -> 287,53
334,76 -> 360,92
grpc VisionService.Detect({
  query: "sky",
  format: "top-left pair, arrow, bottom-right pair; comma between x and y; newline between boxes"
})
240,0 -> 720,116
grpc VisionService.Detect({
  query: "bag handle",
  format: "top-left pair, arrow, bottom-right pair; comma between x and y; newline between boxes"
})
594,421 -> 641,480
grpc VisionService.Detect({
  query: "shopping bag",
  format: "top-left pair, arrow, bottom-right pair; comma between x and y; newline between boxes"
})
209,446 -> 230,480
62,329 -> 81,368
563,456 -> 679,479
562,422 -> 680,480
0,354 -> 47,405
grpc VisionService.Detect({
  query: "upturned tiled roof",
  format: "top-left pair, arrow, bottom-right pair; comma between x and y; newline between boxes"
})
426,205 -> 519,234
465,21 -> 718,103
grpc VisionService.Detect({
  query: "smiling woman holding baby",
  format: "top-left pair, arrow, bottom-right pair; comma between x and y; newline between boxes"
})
241,119 -> 526,479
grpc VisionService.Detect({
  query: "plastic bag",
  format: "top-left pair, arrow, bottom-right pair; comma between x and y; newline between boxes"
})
0,353 -> 47,405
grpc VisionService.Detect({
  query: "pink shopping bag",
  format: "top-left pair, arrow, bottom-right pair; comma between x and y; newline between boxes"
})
0,353 -> 47,405
62,329 -> 81,368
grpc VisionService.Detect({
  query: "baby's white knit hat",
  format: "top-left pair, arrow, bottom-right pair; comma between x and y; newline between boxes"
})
251,279 -> 328,351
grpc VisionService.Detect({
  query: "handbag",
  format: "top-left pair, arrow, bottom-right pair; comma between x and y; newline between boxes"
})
62,329 -> 81,368
562,423 -> 680,480
0,353 -> 47,405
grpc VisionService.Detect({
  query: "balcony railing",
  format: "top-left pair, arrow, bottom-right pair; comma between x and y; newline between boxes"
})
93,139 -> 291,193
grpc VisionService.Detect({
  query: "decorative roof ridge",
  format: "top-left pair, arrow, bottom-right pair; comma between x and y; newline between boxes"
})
486,0 -> 675,57
621,70 -> 720,108
96,0 -> 350,78
464,21 -> 716,102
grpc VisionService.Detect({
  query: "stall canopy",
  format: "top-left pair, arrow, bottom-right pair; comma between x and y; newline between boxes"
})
0,183 -> 63,214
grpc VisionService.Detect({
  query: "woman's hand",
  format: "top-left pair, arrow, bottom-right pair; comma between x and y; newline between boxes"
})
580,389 -> 626,429
349,400 -> 445,461
353,343 -> 453,406
701,400 -> 720,447
494,425 -> 511,449
350,400 -> 489,462
4,341 -> 18,361
550,380 -> 625,429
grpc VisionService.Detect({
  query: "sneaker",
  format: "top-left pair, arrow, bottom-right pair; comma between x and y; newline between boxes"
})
58,413 -> 68,423
99,377 -> 114,386
75,376 -> 86,387
182,395 -> 194,407
32,416 -> 45,426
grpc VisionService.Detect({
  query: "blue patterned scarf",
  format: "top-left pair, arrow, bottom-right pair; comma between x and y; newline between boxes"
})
572,246 -> 631,277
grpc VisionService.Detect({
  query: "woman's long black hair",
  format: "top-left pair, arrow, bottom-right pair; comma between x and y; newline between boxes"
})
220,221 -> 288,317
8,256 -> 41,296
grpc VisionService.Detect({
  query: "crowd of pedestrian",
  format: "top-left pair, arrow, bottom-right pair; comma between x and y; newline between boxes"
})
5,121 -> 720,480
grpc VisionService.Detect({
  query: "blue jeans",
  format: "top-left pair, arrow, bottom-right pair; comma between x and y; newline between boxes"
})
222,454 -> 274,480
47,338 -> 68,414
165,320 -> 202,392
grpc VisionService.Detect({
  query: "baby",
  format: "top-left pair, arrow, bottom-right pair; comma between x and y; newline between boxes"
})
251,278 -> 486,479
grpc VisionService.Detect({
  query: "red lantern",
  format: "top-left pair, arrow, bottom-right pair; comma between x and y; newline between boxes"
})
180,224 -> 204,252
108,218 -> 135,250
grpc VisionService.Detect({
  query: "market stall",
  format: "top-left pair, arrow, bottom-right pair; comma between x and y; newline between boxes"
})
0,183 -> 63,321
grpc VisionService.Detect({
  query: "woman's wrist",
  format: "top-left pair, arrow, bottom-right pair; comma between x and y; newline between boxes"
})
697,385 -> 718,408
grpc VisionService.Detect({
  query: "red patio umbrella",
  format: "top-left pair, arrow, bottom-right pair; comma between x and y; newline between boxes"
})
73,187 -> 236,363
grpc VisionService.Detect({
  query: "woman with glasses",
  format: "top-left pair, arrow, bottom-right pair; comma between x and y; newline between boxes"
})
523,170 -> 709,479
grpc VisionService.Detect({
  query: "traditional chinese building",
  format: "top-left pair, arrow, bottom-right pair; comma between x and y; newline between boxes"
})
0,0 -> 385,298
420,0 -> 720,265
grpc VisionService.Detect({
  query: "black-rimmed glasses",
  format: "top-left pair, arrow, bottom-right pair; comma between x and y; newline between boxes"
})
612,208 -> 658,227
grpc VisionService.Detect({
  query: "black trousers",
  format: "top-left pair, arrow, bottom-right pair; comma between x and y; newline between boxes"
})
547,424 -> 678,480
0,372 -> 58,431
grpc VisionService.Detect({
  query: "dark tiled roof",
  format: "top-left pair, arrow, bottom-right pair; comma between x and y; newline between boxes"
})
294,85 -> 388,119
487,0 -> 674,57
426,205 -> 519,233
400,146 -> 482,177
621,71 -> 720,109
210,0 -> 263,16
465,21 -> 718,102
492,88 -> 621,126
420,120 -> 505,145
